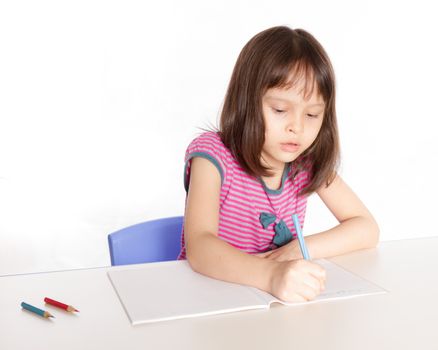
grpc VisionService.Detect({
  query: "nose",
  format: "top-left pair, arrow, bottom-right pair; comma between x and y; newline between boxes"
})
287,114 -> 304,134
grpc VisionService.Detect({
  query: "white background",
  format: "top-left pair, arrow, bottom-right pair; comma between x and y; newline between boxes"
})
1,0 -> 437,275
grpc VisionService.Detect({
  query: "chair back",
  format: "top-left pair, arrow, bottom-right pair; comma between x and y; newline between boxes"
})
108,216 -> 183,266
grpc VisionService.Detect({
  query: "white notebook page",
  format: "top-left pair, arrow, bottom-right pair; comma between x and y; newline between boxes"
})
108,259 -> 386,325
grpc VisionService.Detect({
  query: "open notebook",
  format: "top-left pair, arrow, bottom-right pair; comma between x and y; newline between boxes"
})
108,259 -> 386,325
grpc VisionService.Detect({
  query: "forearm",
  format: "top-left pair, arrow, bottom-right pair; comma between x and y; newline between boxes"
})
186,233 -> 275,292
306,215 -> 380,259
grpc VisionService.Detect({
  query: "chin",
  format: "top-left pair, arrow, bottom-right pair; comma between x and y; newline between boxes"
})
280,153 -> 300,163
272,156 -> 298,166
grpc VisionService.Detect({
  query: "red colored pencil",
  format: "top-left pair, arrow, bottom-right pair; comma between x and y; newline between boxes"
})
44,297 -> 79,312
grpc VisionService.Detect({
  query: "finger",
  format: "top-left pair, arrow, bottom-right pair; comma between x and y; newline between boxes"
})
290,294 -> 308,303
307,263 -> 326,281
280,293 -> 307,303
320,281 -> 326,291
264,250 -> 278,258
302,274 -> 323,294
296,282 -> 321,301
264,250 -> 283,260
270,253 -> 289,262
255,252 -> 270,258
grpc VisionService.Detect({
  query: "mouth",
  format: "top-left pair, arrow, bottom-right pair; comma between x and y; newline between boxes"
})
280,142 -> 300,153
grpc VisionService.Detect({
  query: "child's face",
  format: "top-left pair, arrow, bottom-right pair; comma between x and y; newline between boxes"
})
261,78 -> 325,173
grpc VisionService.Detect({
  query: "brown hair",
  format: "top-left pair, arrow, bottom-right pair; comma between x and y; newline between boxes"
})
219,26 -> 339,195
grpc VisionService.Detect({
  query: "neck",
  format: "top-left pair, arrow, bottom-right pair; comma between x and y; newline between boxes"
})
261,163 -> 288,191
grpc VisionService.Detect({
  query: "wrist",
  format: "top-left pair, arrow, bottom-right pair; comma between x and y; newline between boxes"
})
259,258 -> 281,294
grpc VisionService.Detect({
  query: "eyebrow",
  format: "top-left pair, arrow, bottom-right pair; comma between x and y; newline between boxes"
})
264,96 -> 325,107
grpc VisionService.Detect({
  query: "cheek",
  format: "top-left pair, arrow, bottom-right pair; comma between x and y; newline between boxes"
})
265,117 -> 282,133
264,124 -> 280,143
303,123 -> 321,144
263,118 -> 275,135
263,125 -> 279,149
309,125 -> 323,144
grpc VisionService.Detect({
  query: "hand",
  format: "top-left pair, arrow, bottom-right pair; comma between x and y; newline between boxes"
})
256,240 -> 302,262
269,259 -> 326,302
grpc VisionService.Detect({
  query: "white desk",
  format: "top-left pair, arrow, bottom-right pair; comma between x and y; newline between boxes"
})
1,237 -> 438,350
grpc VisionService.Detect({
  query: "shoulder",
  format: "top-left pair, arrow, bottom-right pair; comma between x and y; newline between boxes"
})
184,131 -> 235,191
186,131 -> 226,154
185,131 -> 233,164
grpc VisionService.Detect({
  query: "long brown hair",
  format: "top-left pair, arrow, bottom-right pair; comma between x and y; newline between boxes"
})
219,26 -> 339,195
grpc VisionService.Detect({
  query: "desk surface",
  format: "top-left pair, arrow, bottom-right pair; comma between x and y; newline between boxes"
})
1,237 -> 438,350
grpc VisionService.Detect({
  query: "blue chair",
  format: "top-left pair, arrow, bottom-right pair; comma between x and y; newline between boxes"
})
108,216 -> 183,266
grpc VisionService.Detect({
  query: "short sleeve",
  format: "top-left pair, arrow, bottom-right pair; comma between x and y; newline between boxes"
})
183,132 -> 229,192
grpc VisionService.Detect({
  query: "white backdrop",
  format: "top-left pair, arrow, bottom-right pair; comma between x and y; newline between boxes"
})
1,0 -> 437,275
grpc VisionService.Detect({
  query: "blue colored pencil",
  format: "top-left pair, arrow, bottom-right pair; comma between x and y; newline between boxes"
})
292,214 -> 310,260
21,302 -> 55,318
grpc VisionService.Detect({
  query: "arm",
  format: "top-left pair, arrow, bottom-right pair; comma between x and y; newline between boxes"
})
259,174 -> 380,261
184,157 -> 326,302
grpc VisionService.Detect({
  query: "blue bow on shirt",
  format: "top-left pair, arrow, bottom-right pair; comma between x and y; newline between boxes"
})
259,212 -> 293,247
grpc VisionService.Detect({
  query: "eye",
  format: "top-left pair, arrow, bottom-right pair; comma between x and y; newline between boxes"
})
306,113 -> 319,118
272,107 -> 286,114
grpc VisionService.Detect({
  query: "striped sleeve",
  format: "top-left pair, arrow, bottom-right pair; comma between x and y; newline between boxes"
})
183,132 -> 228,192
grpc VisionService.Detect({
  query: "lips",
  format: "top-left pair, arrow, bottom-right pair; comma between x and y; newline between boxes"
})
280,142 -> 300,153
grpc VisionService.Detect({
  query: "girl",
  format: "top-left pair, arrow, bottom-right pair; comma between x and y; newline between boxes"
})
179,26 -> 379,303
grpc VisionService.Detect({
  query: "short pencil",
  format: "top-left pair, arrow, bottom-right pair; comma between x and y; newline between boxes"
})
21,302 -> 55,318
44,297 -> 79,312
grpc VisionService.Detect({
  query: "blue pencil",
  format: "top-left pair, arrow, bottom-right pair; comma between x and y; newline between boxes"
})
21,302 -> 55,318
292,214 -> 310,260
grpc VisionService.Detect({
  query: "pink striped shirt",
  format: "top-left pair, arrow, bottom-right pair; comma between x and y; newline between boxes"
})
178,131 -> 310,259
